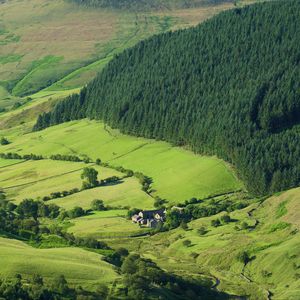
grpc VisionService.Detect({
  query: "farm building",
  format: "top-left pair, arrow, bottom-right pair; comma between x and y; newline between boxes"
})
132,209 -> 166,228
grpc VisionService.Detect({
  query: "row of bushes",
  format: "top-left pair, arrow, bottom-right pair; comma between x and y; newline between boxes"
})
0,152 -> 43,160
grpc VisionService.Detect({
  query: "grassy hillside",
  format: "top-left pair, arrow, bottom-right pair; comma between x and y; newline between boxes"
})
0,159 -> 122,203
0,120 -> 242,204
0,0 -> 237,107
67,210 -> 150,238
0,1 -> 298,299
38,0 -> 300,195
49,177 -> 155,209
0,237 -> 118,288
105,188 -> 300,299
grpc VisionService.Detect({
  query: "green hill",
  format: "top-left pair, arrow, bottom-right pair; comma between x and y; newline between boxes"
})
0,0 -> 236,105
35,0 -> 300,195
0,120 -> 242,204
0,237 -> 118,288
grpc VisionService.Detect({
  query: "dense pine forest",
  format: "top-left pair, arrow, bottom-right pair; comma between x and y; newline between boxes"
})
34,0 -> 300,195
69,0 -> 232,10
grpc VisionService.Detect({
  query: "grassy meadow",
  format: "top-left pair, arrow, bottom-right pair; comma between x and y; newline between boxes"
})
0,120 -> 243,204
49,177 -> 154,210
0,237 -> 118,288
0,159 -> 122,203
67,210 -> 150,239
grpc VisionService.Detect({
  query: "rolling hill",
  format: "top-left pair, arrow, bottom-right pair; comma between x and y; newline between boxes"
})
35,0 -> 300,195
0,0 -> 235,107
0,0 -> 299,299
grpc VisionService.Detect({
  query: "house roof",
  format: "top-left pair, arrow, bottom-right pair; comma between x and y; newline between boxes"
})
140,209 -> 165,219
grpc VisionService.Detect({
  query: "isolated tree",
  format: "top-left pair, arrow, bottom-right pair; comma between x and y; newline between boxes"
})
91,199 -> 105,211
81,167 -> 98,188
95,158 -> 101,165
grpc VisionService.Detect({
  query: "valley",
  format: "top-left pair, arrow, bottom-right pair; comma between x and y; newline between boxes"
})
0,0 -> 299,299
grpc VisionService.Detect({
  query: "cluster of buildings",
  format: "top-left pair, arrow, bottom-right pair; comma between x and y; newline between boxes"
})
131,209 -> 167,228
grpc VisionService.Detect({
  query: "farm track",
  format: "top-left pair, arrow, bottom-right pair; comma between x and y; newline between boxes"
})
2,163 -> 96,190
0,159 -> 27,169
108,142 -> 152,162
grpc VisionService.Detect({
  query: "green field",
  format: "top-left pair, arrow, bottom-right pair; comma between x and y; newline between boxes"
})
0,120 -> 243,204
0,237 -> 118,288
67,210 -> 150,238
0,159 -> 122,203
49,177 -> 154,210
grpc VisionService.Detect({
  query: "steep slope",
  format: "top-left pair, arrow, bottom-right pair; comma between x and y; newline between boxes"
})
35,0 -> 300,195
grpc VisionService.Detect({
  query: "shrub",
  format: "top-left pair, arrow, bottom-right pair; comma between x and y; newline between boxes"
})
220,214 -> 231,223
237,251 -> 250,264
182,239 -> 192,247
211,219 -> 221,227
91,199 -> 106,211
0,137 -> 10,145
197,226 -> 207,236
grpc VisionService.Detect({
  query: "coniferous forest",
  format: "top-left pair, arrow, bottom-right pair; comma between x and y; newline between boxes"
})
34,0 -> 300,195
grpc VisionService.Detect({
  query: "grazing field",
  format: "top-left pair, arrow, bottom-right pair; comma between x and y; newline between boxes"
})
67,210 -> 150,238
0,237 -> 118,287
49,177 -> 154,210
0,159 -> 122,203
1,120 -> 243,204
0,158 -> 24,168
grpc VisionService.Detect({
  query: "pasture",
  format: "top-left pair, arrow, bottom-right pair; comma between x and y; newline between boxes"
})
49,177 -> 154,210
67,210 -> 150,238
0,237 -> 118,288
1,120 -> 243,204
0,159 -> 122,203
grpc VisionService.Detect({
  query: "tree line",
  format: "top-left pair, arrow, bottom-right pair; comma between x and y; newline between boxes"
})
33,1 -> 300,195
